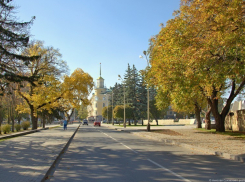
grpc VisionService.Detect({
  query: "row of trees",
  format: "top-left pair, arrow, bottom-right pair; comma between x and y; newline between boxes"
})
102,64 -> 167,125
144,0 -> 245,132
0,0 -> 94,130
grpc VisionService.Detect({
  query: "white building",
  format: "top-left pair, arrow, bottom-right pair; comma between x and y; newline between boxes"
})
87,64 -> 111,121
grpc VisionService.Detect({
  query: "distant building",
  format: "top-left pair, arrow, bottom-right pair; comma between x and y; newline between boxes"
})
87,64 -> 111,121
230,100 -> 245,112
165,106 -> 177,119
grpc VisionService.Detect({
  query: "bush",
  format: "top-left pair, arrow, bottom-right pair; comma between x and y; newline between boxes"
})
15,124 -> 21,132
21,121 -> 30,130
1,124 -> 11,134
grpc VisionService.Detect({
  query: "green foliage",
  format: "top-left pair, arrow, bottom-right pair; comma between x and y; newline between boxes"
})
15,124 -> 21,132
0,0 -> 38,84
145,0 -> 245,131
1,124 -> 11,134
21,121 -> 30,130
150,99 -> 167,120
78,105 -> 88,120
111,64 -> 148,120
102,106 -> 112,121
113,105 -> 133,120
113,105 -> 124,120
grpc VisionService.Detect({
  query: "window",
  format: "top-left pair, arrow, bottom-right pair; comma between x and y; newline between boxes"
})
95,103 -> 97,108
103,103 -> 105,107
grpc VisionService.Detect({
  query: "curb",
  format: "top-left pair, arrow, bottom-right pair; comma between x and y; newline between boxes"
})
105,125 -> 245,163
41,124 -> 81,182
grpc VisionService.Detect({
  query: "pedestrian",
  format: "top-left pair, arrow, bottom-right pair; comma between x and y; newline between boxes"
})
63,118 -> 68,130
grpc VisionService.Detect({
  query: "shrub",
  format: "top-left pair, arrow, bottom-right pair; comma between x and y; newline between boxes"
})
15,124 -> 21,132
1,124 -> 11,134
21,121 -> 30,130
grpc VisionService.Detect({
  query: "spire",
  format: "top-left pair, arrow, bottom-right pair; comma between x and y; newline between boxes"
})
100,63 -> 101,77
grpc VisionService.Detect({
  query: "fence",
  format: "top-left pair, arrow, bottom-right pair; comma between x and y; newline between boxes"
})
142,119 -> 195,125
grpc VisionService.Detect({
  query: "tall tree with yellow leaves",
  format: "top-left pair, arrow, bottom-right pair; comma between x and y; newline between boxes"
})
148,0 -> 245,132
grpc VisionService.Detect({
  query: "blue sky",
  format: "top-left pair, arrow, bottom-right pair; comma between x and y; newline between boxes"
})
15,0 -> 181,90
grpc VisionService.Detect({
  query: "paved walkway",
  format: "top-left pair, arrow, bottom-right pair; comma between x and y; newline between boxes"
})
102,124 -> 245,162
0,124 -> 79,182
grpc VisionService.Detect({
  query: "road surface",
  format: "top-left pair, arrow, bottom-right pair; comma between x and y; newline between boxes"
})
48,125 -> 245,182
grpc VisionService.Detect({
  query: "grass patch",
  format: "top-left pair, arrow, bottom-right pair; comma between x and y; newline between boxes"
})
196,128 -> 245,139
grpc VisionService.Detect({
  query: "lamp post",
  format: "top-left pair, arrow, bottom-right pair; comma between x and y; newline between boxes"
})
104,93 -> 109,124
112,91 -> 114,125
139,51 -> 150,131
106,93 -> 109,124
118,75 -> 126,128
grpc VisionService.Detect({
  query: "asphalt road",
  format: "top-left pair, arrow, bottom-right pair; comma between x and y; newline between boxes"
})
49,125 -> 245,182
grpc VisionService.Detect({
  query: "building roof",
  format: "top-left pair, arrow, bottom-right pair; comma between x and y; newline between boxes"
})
97,76 -> 104,80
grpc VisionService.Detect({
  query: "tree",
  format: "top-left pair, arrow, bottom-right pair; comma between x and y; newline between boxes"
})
124,64 -> 140,124
136,75 -> 147,125
147,0 -> 245,132
113,105 -> 133,125
0,0 -> 39,85
102,106 -> 112,121
59,68 -> 94,122
177,0 -> 245,132
0,96 -> 8,134
17,41 -> 68,129
113,105 -> 124,121
78,105 -> 88,120
149,99 -> 167,125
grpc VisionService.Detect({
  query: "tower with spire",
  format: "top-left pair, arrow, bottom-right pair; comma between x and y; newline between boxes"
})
87,63 -> 111,122
97,63 -> 104,88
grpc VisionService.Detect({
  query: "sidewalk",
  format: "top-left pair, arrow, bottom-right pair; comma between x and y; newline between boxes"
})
0,124 -> 61,140
0,124 -> 79,182
102,124 -> 245,162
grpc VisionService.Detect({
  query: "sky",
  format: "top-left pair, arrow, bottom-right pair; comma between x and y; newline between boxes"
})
15,0 -> 181,91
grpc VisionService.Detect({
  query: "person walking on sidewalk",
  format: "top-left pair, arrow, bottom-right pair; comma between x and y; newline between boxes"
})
63,118 -> 68,130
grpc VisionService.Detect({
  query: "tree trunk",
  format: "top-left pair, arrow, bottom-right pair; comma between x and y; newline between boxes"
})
205,107 -> 211,130
155,118 -> 158,125
30,106 -> 38,130
0,118 -> 2,135
208,97 -> 225,132
7,107 -> 10,124
42,117 -> 46,128
11,115 -> 15,132
128,118 -> 131,126
194,102 -> 201,128
17,116 -> 21,124
11,106 -> 15,132
142,118 -> 143,125
207,80 -> 245,132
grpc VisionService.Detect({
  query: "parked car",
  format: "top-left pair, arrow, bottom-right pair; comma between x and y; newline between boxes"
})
83,119 -> 88,125
94,121 -> 101,127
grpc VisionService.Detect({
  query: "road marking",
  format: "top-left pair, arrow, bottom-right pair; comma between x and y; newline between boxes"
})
119,142 -> 138,154
100,131 -> 138,154
99,129 -> 189,181
147,159 -> 191,182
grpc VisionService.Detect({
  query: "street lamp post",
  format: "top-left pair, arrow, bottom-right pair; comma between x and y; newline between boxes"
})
139,51 -> 150,131
104,93 -> 109,124
118,75 -> 126,128
112,91 -> 114,125
106,93 -> 109,124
